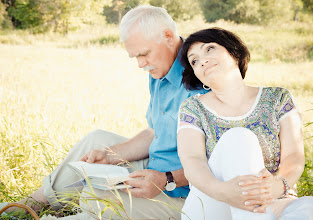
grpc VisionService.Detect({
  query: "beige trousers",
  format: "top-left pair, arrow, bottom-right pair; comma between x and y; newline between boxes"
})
43,129 -> 185,220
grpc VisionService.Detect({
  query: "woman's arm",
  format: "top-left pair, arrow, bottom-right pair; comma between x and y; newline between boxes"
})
242,111 -> 305,213
178,128 -> 270,212
276,111 -> 305,187
177,128 -> 219,194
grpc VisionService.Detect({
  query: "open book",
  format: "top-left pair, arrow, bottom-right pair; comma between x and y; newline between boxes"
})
64,161 -> 133,190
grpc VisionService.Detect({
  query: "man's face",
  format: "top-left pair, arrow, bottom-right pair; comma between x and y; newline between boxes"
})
124,31 -> 175,79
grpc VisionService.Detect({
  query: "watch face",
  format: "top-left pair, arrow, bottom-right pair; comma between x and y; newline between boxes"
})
165,182 -> 176,191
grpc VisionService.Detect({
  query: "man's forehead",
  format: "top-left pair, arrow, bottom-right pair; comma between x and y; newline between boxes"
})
125,34 -> 155,58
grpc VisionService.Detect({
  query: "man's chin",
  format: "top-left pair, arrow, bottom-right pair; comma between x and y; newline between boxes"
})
150,73 -> 163,79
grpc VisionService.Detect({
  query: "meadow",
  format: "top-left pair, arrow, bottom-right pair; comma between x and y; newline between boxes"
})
0,18 -> 313,218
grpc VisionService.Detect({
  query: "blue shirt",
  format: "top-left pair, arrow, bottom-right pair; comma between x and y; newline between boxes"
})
146,50 -> 207,197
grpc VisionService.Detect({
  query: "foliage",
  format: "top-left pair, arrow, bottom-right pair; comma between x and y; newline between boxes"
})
90,34 -> 120,45
0,1 -> 12,29
102,0 -> 200,24
302,0 -> 313,12
199,0 -> 298,24
103,0 -> 142,24
7,0 -> 42,29
0,1 -> 5,27
0,2 -> 5,25
149,0 -> 200,21
5,0 -> 109,33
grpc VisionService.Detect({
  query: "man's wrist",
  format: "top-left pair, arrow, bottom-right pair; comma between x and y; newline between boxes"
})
102,147 -> 114,164
165,171 -> 177,191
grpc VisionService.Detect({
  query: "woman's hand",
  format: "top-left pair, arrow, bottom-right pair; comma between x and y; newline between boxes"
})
234,168 -> 285,213
244,168 -> 285,205
219,173 -> 274,213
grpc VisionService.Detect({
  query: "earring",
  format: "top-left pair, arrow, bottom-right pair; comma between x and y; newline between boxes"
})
203,84 -> 210,90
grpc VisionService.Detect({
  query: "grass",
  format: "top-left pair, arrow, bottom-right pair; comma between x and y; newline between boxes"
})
0,19 -> 313,218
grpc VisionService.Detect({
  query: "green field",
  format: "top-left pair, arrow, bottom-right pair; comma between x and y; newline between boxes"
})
0,20 -> 313,218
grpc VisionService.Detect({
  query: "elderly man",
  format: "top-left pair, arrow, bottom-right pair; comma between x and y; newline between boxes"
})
1,5 -> 207,219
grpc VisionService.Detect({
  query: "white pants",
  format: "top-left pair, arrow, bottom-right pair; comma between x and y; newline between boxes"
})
43,129 -> 185,219
182,127 -> 313,220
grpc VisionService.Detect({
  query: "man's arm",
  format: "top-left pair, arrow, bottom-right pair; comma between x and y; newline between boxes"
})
81,127 -> 189,199
80,127 -> 154,164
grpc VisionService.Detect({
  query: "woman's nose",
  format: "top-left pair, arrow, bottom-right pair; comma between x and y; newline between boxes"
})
201,60 -> 209,66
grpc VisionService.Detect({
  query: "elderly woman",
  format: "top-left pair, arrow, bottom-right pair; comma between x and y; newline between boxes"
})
177,27 -> 313,220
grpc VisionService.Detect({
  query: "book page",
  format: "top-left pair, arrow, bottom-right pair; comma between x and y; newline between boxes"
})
68,161 -> 130,182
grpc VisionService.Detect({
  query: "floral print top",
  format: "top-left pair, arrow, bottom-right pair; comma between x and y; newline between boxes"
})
178,87 -> 297,173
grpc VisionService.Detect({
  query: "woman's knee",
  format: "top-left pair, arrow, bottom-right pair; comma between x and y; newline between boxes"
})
214,127 -> 262,161
220,128 -> 259,150
281,196 -> 313,219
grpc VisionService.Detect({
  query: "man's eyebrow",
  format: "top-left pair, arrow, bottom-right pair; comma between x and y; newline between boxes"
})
129,50 -> 150,58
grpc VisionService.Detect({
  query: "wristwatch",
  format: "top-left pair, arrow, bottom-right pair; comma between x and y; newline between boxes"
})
165,171 -> 176,191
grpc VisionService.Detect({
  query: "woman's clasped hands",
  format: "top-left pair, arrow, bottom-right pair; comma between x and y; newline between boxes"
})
218,168 -> 285,213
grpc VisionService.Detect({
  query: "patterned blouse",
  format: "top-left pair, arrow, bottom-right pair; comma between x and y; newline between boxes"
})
178,87 -> 297,173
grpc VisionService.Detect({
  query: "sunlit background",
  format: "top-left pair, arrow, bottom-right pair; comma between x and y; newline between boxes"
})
0,0 -> 313,218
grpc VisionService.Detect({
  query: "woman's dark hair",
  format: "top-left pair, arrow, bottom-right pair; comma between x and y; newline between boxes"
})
180,27 -> 250,90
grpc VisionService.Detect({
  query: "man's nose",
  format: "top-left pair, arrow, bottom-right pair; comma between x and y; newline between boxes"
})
137,57 -> 147,68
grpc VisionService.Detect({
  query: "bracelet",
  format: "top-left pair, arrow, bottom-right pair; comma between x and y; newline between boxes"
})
275,175 -> 291,199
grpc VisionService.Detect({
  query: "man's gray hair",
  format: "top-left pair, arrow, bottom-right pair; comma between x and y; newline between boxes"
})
120,5 -> 178,42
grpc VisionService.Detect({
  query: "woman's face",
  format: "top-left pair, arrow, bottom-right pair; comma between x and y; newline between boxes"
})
187,42 -> 238,85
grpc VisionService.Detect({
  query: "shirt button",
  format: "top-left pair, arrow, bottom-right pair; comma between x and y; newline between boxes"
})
161,111 -> 164,115
155,135 -> 158,139
151,158 -> 155,161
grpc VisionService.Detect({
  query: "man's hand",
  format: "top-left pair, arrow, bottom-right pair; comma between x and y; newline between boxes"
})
122,169 -> 167,199
80,149 -> 110,164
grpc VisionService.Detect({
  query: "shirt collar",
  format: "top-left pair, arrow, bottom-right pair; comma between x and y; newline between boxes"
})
163,37 -> 185,89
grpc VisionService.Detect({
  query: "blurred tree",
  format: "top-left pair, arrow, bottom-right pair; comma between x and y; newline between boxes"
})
6,0 -> 108,32
199,0 -> 295,24
291,0 -> 303,21
200,0 -> 235,23
302,0 -> 313,12
258,0 -> 293,23
149,0 -> 200,21
0,1 -> 6,28
7,0 -> 42,29
103,0 -> 141,24
228,0 -> 261,23
0,1 -> 12,28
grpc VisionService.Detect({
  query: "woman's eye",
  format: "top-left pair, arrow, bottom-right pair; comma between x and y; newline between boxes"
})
207,46 -> 214,52
191,59 -> 197,66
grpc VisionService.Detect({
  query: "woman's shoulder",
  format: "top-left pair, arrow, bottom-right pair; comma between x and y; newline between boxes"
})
180,94 -> 202,108
262,86 -> 293,98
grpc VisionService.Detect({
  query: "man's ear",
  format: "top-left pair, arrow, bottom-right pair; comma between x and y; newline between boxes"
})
163,29 -> 175,46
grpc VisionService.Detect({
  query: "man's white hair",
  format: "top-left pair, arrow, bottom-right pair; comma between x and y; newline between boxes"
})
120,5 -> 178,42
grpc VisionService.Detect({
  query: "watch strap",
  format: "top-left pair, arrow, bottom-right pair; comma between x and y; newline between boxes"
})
166,172 -> 174,183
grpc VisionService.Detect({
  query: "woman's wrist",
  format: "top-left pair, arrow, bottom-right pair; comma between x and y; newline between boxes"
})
214,180 -> 230,202
274,175 -> 290,199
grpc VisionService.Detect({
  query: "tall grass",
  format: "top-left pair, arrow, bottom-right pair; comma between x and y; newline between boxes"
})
0,20 -> 313,218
